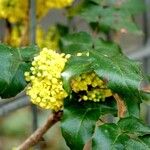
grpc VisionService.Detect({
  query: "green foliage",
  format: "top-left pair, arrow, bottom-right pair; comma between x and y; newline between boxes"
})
61,32 -> 146,117
61,96 -> 117,150
68,0 -> 144,34
0,0 -> 149,149
0,44 -> 39,98
92,117 -> 150,150
60,31 -> 150,149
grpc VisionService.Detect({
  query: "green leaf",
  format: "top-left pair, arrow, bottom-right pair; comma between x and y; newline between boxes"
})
120,0 -> 145,14
18,45 -> 39,62
100,0 -> 145,14
0,44 -> 39,98
80,4 -> 101,23
61,96 -> 117,150
60,32 -> 93,54
62,32 -> 147,117
123,96 -> 140,117
124,138 -> 150,150
91,46 -> 144,117
92,117 -> 150,150
79,2 -> 141,33
118,116 -> 150,136
139,135 -> 150,147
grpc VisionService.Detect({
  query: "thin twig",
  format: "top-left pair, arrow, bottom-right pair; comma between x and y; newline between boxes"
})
113,93 -> 126,118
0,96 -> 30,116
17,111 -> 62,150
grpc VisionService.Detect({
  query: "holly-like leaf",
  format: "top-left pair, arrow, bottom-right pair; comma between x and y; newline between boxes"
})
118,116 -> 150,136
91,46 -> 145,117
61,96 -> 117,150
92,117 -> 150,150
0,44 -> 39,98
62,32 -> 148,117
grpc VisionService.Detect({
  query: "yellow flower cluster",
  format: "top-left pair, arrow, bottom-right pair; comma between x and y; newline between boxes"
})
71,72 -> 112,102
25,48 -> 70,111
0,0 -> 28,23
0,0 -> 74,23
5,25 -> 60,48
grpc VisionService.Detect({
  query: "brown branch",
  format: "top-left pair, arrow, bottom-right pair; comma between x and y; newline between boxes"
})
113,93 -> 126,118
17,111 -> 62,150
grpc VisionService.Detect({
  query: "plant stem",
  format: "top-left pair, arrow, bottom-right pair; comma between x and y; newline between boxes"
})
17,111 -> 62,150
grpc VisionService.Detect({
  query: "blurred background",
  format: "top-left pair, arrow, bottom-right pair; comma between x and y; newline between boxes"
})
0,0 -> 150,149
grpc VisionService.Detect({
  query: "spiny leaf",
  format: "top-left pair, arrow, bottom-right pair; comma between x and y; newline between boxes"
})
92,117 -> 150,150
0,44 -> 39,98
61,96 -> 117,150
118,116 -> 150,136
91,46 -> 144,117
61,32 -> 148,117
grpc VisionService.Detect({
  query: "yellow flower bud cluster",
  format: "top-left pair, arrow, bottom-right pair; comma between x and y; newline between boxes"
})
25,48 -> 70,111
71,72 -> 112,102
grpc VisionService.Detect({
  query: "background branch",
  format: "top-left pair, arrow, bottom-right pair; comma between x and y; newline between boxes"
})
17,111 -> 62,150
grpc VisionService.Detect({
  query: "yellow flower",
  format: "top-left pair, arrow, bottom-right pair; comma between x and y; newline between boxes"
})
25,48 -> 69,111
71,72 -> 112,102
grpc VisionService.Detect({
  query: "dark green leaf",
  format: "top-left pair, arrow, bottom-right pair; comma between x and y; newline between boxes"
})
61,96 -> 117,150
124,138 -> 150,150
139,135 -> 150,147
62,32 -> 147,117
92,46 -> 144,117
92,123 -> 128,150
118,116 -> 150,136
92,117 -> 150,150
18,45 -> 39,62
123,96 -> 140,117
0,44 -> 39,98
